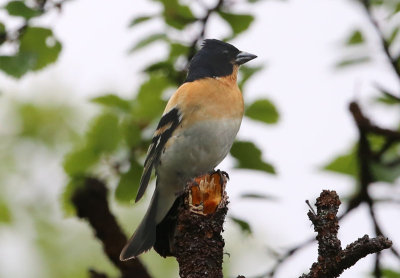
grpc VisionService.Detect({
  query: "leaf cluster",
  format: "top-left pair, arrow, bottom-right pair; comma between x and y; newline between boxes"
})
0,0 -> 64,77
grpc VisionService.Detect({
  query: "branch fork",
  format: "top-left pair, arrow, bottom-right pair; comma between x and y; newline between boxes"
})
301,190 -> 392,278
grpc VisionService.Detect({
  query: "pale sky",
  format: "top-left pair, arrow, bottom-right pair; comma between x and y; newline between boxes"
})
0,0 -> 399,277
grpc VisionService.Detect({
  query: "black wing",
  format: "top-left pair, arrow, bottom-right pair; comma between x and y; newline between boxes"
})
135,107 -> 182,202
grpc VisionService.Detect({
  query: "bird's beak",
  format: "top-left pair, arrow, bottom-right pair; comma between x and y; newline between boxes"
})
235,51 -> 257,65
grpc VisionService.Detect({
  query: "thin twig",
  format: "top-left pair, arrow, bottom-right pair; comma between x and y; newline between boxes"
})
186,0 -> 225,61
360,0 -> 400,81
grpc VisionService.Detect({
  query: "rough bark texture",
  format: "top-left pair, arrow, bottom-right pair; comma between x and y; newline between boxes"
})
173,172 -> 228,278
300,190 -> 392,278
71,177 -> 151,278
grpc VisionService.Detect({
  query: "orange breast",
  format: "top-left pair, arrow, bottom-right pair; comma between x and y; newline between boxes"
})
165,73 -> 244,126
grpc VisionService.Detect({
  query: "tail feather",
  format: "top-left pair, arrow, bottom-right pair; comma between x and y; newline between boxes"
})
120,190 -> 159,260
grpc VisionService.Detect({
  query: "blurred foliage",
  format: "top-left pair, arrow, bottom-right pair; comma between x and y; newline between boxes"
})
323,145 -> 358,178
15,101 -> 79,146
0,199 -> 12,224
231,141 -> 276,174
0,0 -> 65,77
0,96 -> 93,277
382,269 -> 400,278
324,0 -> 400,186
246,99 -> 279,124
230,216 -> 252,235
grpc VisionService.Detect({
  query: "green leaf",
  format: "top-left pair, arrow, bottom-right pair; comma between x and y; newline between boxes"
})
19,27 -> 62,70
16,102 -> 77,146
61,178 -> 85,216
218,11 -> 254,35
370,0 -> 383,5
238,65 -> 263,90
0,22 -> 6,45
5,1 -> 42,19
240,193 -> 277,200
170,43 -> 189,59
0,200 -> 11,224
129,33 -> 167,52
335,56 -> 370,68
144,61 -> 174,74
382,269 -> 400,278
368,136 -> 400,183
245,99 -> 279,124
86,113 -> 121,152
115,159 -> 143,203
230,216 -> 252,234
346,30 -> 364,45
129,15 -> 154,27
230,141 -> 276,174
0,52 -> 36,78
158,0 -> 196,29
375,90 -> 400,105
63,113 -> 121,176
323,146 -> 358,178
132,75 -> 172,123
371,162 -> 400,183
63,147 -> 99,176
388,27 -> 399,45
1,27 -> 62,77
393,3 -> 400,15
121,119 -> 142,148
91,94 -> 131,112
368,133 -> 387,153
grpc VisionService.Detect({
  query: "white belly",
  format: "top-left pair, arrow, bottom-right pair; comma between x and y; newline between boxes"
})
156,118 -> 241,190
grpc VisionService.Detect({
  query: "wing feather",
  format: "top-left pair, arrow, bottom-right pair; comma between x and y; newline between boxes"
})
135,108 -> 181,202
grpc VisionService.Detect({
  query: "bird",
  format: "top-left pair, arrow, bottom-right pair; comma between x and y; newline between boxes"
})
120,39 -> 257,260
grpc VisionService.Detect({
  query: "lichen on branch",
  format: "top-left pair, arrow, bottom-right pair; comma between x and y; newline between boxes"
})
300,190 -> 392,278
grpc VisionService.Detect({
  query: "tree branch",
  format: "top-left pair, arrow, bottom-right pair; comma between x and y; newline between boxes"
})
300,190 -> 392,278
71,177 -> 152,278
172,171 -> 229,278
349,102 -> 400,142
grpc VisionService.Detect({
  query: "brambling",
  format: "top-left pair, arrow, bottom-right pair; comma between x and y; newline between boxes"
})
120,39 -> 257,260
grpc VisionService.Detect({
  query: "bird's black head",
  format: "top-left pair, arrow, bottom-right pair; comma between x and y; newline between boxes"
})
185,39 -> 257,82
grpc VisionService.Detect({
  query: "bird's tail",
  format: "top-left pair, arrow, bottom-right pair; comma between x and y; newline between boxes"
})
119,190 -> 160,261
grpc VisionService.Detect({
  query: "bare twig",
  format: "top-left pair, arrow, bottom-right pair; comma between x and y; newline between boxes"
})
266,237 -> 315,278
360,0 -> 400,81
349,102 -> 400,142
71,178 -> 152,278
186,0 -> 225,61
300,190 -> 392,278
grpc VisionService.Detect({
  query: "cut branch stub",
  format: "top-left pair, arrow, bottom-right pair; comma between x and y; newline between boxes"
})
173,171 -> 228,278
189,171 -> 225,215
312,190 -> 342,258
